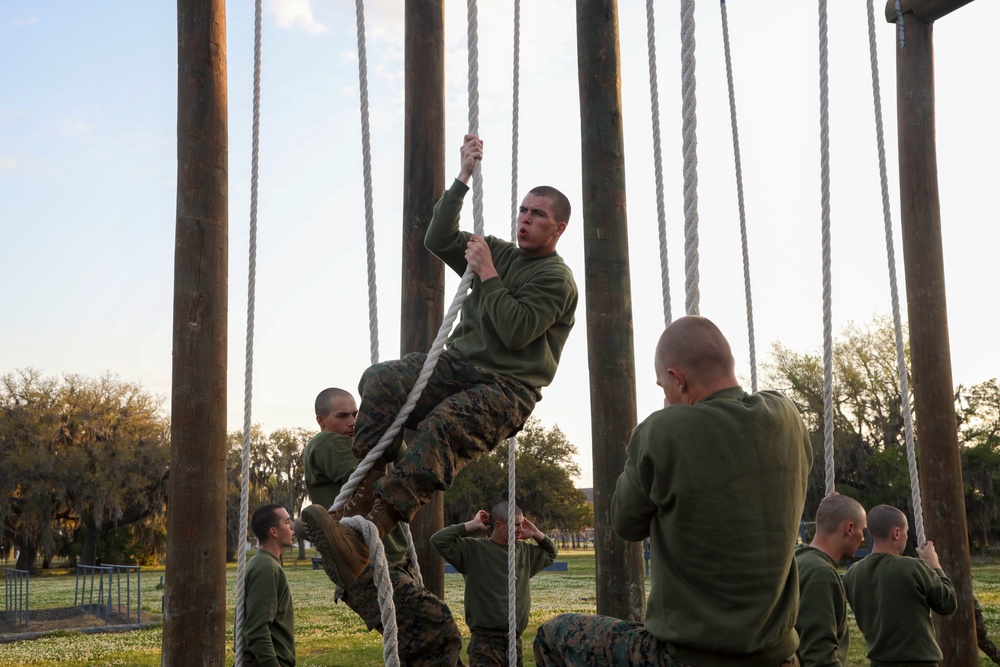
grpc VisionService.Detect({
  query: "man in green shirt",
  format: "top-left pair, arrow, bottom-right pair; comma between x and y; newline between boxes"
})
432,502 -> 558,666
303,134 -> 578,594
534,316 -> 811,667
843,504 -> 957,666
795,494 -> 867,667
243,504 -> 296,667
303,388 -> 463,667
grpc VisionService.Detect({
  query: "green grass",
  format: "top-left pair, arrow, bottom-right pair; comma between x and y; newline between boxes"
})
2,550 -> 999,666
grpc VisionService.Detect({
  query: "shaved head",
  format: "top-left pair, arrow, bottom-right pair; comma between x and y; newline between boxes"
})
315,387 -> 352,417
867,505 -> 908,542
491,501 -> 522,525
815,494 -> 866,535
655,316 -> 735,378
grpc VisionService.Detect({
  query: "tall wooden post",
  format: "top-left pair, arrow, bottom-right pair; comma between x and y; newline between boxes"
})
163,0 -> 228,664
576,0 -> 644,621
400,0 -> 446,599
894,9 -> 977,664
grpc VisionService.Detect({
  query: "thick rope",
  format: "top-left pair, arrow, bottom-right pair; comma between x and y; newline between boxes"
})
343,516 -> 400,667
233,2 -> 262,664
354,0 -> 423,591
507,4 -> 520,662
866,0 -> 924,544
509,0 -> 520,237
356,0 -> 380,366
680,0 -> 700,316
645,0 -> 671,326
719,0 -> 757,393
467,0 -> 485,235
817,0 -> 835,497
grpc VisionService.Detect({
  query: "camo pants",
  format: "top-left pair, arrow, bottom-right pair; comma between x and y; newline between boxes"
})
468,630 -> 523,667
533,614 -> 800,667
355,350 -> 537,522
341,558 -> 465,667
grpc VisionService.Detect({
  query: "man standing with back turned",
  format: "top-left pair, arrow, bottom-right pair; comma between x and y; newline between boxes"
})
534,315 -> 812,666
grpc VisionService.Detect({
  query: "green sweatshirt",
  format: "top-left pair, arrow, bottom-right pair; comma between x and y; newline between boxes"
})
795,545 -> 849,667
843,552 -> 957,665
243,550 -> 295,667
612,386 -> 812,667
430,523 -> 557,634
302,430 -> 408,565
424,180 -> 578,390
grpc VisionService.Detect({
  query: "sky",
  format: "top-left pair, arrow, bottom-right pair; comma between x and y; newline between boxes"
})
2,0 -> 998,489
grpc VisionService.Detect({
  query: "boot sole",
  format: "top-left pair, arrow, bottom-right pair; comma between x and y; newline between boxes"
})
301,504 -> 368,589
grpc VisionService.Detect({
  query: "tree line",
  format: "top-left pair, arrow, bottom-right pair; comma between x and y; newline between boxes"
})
4,316 -> 999,571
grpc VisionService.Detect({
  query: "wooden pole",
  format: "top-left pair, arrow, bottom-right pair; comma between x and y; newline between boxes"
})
576,0 -> 644,621
884,0 -> 975,22
162,0 -> 228,665
400,0 -> 446,600
895,12 -> 977,664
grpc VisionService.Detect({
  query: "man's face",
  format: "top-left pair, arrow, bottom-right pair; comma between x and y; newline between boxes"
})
495,514 -> 525,544
273,507 -> 295,549
845,513 -> 868,559
516,193 -> 566,257
318,394 -> 358,437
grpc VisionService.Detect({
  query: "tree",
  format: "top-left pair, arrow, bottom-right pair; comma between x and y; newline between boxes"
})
0,369 -> 170,571
444,418 -> 591,535
957,379 -> 1000,551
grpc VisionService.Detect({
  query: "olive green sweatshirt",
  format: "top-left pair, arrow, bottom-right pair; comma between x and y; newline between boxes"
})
430,523 -> 557,634
424,180 -> 578,391
612,386 -> 812,667
302,430 -> 408,565
843,552 -> 957,665
795,545 -> 849,667
243,550 -> 295,667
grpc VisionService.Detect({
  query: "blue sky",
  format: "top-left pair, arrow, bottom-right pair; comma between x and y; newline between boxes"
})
2,0 -> 998,487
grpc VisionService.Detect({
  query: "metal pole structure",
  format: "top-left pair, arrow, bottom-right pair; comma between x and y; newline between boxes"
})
163,0 -> 229,663
400,0 -> 446,599
576,0 -> 644,621
894,10 -> 976,664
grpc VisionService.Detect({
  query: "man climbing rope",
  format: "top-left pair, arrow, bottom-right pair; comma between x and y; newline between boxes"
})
533,316 -> 812,666
302,388 -> 463,666
302,133 -> 578,595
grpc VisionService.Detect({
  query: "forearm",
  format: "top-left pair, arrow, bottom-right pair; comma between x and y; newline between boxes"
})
424,181 -> 471,275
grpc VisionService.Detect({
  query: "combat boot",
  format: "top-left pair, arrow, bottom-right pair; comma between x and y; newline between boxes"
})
301,503 -> 369,589
329,458 -> 386,521
367,499 -> 403,540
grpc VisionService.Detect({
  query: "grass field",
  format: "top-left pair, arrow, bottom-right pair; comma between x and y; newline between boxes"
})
2,550 -> 999,666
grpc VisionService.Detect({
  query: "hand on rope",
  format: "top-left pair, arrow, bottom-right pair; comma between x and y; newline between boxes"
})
916,541 -> 943,570
465,235 -> 498,281
458,133 -> 483,184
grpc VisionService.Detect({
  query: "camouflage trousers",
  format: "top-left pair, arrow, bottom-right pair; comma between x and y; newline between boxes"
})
468,629 -> 523,667
355,350 -> 537,521
533,614 -> 800,667
341,558 -> 465,667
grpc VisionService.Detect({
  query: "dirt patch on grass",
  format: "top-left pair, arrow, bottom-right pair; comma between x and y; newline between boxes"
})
0,606 -> 162,636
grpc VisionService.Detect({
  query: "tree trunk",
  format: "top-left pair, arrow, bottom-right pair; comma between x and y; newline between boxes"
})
15,541 -> 36,572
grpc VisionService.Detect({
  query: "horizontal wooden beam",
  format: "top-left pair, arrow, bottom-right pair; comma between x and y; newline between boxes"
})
885,0 -> 976,23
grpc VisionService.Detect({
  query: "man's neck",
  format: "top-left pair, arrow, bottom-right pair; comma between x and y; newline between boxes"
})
260,541 -> 284,559
809,535 -> 844,563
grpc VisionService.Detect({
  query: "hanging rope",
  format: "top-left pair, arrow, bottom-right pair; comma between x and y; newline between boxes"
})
506,3 -> 520,664
866,0 -> 924,544
679,0 -> 700,316
817,0 -> 836,497
645,0 -> 671,326
233,2 -> 263,664
355,0 -> 380,366
719,0 -> 758,392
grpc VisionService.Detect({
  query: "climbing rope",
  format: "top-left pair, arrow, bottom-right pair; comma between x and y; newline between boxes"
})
865,0 -> 924,544
719,0 -> 758,392
355,0 -> 380,367
816,0 -> 836,497
506,3 -> 520,663
679,0 -> 700,316
233,2 -> 263,664
645,0 -> 671,326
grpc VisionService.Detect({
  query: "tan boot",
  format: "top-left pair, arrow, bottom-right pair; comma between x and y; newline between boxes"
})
367,499 -> 402,540
329,459 -> 386,522
301,503 -> 369,588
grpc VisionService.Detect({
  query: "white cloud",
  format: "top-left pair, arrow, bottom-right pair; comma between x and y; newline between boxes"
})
268,0 -> 326,34
0,157 -> 15,170
12,16 -> 39,27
